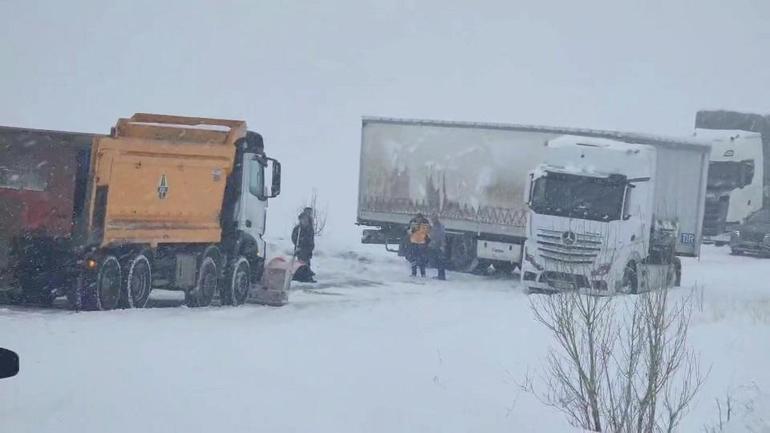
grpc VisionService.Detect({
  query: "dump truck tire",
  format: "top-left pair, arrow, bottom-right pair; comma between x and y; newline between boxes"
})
221,256 -> 250,306
185,257 -> 217,308
83,256 -> 122,311
120,254 -> 152,309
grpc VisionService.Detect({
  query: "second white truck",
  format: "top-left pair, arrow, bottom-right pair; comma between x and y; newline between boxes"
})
521,135 -> 710,294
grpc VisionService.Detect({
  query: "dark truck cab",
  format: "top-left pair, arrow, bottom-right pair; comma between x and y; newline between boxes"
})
730,208 -> 770,256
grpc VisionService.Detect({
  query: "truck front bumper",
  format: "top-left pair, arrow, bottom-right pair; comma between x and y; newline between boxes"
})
730,240 -> 770,255
521,268 -> 611,294
703,232 -> 731,245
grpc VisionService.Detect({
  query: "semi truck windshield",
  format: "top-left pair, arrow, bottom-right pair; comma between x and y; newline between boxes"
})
530,172 -> 625,221
708,160 -> 753,190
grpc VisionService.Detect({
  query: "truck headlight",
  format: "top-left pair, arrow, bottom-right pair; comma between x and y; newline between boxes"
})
764,234 -> 770,244
731,230 -> 741,239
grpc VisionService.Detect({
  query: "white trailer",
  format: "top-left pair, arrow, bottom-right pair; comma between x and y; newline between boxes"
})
521,135 -> 710,294
357,117 -> 709,274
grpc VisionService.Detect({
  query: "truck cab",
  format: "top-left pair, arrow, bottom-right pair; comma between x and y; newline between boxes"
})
521,136 -> 682,294
694,129 -> 763,245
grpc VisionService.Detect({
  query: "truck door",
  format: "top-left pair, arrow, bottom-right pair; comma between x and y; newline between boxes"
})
238,153 -> 268,240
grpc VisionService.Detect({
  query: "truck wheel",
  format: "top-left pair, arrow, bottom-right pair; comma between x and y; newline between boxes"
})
120,254 -> 152,309
714,241 -> 727,247
221,257 -> 251,306
673,257 -> 682,287
83,256 -> 122,311
449,235 -> 477,272
621,261 -> 639,294
493,262 -> 515,275
185,257 -> 217,308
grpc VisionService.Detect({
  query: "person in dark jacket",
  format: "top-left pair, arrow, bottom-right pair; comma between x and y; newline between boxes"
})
407,213 -> 431,277
429,214 -> 447,280
292,210 -> 316,282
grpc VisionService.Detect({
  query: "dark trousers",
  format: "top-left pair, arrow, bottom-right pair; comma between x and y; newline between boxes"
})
409,244 -> 428,277
431,248 -> 447,280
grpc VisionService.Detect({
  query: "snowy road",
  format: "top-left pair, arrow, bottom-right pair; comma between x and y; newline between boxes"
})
1,245 -> 769,433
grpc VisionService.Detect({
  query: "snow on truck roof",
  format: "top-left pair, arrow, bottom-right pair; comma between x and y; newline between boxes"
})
363,116 -> 711,152
547,135 -> 649,152
693,128 -> 762,141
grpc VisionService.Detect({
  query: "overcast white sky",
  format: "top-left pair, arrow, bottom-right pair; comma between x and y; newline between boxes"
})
2,0 -> 769,244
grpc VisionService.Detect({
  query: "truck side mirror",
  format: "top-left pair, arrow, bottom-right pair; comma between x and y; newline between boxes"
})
741,160 -> 755,188
268,158 -> 281,198
525,173 -> 534,206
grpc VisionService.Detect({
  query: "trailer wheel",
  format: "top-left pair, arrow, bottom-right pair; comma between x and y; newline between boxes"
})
621,261 -> 639,294
121,254 -> 152,309
221,257 -> 251,306
673,257 -> 682,287
449,235 -> 477,272
185,257 -> 217,308
83,256 -> 122,311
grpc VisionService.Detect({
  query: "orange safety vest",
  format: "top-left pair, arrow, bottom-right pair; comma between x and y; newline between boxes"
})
410,223 -> 430,245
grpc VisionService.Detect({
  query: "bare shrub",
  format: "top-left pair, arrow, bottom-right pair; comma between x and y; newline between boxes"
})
526,287 -> 706,433
297,189 -> 328,236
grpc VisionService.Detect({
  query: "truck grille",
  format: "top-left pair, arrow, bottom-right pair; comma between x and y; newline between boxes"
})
536,229 -> 602,265
702,197 -> 729,236
539,271 -> 590,290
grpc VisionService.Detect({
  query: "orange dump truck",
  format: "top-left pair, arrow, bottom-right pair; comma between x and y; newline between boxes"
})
0,114 -> 281,310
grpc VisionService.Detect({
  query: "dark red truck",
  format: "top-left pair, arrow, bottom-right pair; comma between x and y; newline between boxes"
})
0,126 -> 93,304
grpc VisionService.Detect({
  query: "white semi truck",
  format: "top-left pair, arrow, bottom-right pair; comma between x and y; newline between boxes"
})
357,117 -> 710,276
695,110 -> 770,245
694,129 -> 763,245
521,135 -> 710,294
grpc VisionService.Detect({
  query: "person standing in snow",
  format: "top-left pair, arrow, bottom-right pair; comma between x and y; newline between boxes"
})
292,209 -> 316,282
429,214 -> 447,280
407,213 -> 431,277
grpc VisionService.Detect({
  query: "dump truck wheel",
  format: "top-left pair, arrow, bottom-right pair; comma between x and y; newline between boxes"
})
83,256 -> 122,311
221,257 -> 251,306
185,257 -> 217,307
120,254 -> 152,309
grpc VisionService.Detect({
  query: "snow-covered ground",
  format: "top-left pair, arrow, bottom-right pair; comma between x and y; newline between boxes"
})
1,244 -> 769,433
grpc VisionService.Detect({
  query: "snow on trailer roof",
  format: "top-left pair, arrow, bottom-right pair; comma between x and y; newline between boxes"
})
362,116 -> 711,152
0,125 -> 96,149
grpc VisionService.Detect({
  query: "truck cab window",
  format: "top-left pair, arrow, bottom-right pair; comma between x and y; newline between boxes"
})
0,164 -> 48,192
248,158 -> 266,199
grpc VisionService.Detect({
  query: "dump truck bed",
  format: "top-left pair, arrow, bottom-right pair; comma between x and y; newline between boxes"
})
90,114 -> 246,247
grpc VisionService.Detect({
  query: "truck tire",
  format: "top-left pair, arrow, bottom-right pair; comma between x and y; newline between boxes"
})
120,254 -> 152,309
185,257 -> 217,308
493,262 -> 515,275
673,257 -> 682,287
448,235 -> 477,272
221,257 -> 251,306
621,261 -> 639,294
83,256 -> 122,311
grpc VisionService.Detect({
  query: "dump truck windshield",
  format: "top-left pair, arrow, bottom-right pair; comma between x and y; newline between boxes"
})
248,158 -> 265,199
531,172 -> 625,221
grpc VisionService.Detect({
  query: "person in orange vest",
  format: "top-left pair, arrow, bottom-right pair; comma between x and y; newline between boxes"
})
407,213 -> 431,277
